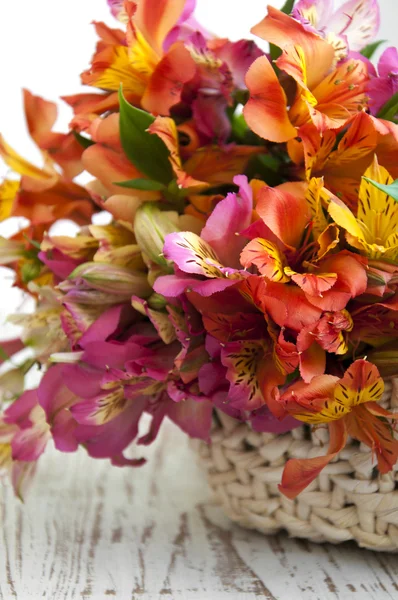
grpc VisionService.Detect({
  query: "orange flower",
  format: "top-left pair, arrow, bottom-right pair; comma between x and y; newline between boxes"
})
244,7 -> 369,142
277,360 -> 398,498
0,90 -> 94,230
288,112 -> 398,209
66,1 -> 195,123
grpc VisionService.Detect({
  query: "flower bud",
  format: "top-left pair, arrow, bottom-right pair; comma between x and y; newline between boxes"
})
0,237 -> 25,264
147,292 -> 167,310
67,262 -> 152,298
134,203 -> 179,266
367,345 -> 398,378
0,366 -> 26,402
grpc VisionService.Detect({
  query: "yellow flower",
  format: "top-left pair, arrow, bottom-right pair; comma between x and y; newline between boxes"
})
0,179 -> 19,221
328,157 -> 398,261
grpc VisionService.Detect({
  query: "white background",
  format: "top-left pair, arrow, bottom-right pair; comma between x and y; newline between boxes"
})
0,0 -> 397,339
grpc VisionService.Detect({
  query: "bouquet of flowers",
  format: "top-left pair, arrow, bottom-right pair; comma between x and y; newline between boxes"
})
1,0 -> 398,543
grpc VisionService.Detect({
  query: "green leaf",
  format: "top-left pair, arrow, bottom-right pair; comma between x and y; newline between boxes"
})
280,0 -> 295,15
231,112 -> 248,142
257,154 -> 280,173
363,176 -> 398,201
360,39 -> 386,59
114,178 -> 167,191
118,88 -> 173,184
21,260 -> 42,284
73,131 -> 94,149
376,92 -> 398,122
0,346 -> 10,362
269,43 -> 282,63
22,234 -> 41,250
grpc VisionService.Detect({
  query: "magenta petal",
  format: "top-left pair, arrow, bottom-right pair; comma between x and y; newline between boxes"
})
192,94 -> 231,143
62,363 -> 103,398
328,0 -> 380,51
138,398 -> 169,445
69,397 -> 101,425
250,408 -> 301,434
38,365 -> 76,422
214,40 -> 264,89
51,410 -> 79,452
11,424 -> 49,462
211,389 -> 245,420
198,362 -> 227,395
11,461 -> 37,500
205,334 -> 221,359
378,46 -> 398,78
37,365 -> 79,452
163,232 -> 212,276
107,0 -> 123,18
293,0 -> 334,32
367,78 -> 396,115
81,341 -> 144,370
190,278 -> 238,296
154,274 -> 201,297
38,249 -> 81,280
167,397 -> 213,441
111,454 -> 147,467
75,397 -> 148,459
0,338 -> 24,364
4,390 -> 38,428
79,304 -> 135,347
201,175 -> 253,268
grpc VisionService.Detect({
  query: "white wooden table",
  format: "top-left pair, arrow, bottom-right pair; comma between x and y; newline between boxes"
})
1,421 -> 398,600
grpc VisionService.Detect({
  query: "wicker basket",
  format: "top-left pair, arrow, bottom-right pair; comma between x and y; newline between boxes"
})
195,379 -> 398,551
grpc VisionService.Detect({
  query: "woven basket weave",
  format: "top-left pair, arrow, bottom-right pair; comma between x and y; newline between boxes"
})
195,378 -> 398,551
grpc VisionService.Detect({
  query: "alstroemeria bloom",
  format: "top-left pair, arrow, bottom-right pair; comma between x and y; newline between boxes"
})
155,175 -> 253,297
67,1 -> 199,119
187,282 -> 291,411
244,7 -> 369,143
0,89 -> 93,231
38,299 -> 215,464
349,293 -> 398,350
240,180 -> 368,312
68,0 -> 263,142
367,47 -> 398,116
293,0 -> 380,54
8,285 -> 68,363
328,157 -> 398,261
1,389 -> 51,498
0,135 -> 93,228
287,111 -> 398,209
76,1 -> 196,116
276,360 -> 398,498
0,338 -> 24,365
239,180 -> 368,381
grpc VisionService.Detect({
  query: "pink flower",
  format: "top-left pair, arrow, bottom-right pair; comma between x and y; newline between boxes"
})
0,338 -> 24,365
1,390 -> 51,498
155,175 -> 252,298
293,0 -> 380,53
367,47 -> 398,115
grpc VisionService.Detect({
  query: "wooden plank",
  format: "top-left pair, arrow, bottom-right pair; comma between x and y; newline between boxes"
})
0,421 -> 398,599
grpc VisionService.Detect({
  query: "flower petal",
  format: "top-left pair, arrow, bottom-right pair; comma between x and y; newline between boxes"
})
252,6 -> 334,88
243,56 -> 297,143
328,0 -> 380,52
255,185 -> 312,249
241,238 -> 289,282
345,404 -> 398,474
278,419 -> 347,498
142,42 -> 196,114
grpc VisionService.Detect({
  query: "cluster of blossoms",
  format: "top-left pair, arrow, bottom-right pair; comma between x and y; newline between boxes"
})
1,0 -> 398,499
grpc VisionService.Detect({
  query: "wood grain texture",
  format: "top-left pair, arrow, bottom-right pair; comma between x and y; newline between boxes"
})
1,421 -> 398,600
